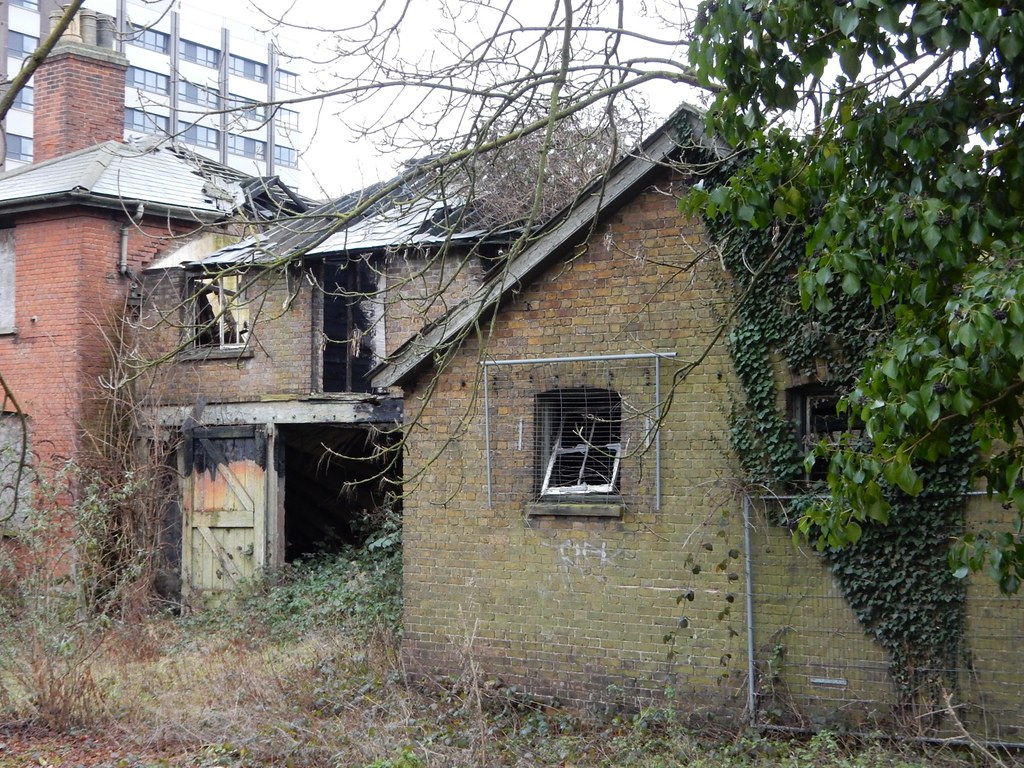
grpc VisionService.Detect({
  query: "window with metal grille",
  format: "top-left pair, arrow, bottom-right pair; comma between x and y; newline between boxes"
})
229,55 -> 267,83
789,385 -> 847,482
192,273 -> 250,349
127,66 -> 169,94
180,39 -> 220,68
535,388 -> 622,497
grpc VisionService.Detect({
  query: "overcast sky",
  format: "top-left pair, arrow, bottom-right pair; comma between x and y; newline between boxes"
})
169,0 -> 700,197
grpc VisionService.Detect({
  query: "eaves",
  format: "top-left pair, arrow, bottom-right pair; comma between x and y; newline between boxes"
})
0,189 -> 226,224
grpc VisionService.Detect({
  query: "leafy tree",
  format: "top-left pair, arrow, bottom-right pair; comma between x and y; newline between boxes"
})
686,0 -> 1024,591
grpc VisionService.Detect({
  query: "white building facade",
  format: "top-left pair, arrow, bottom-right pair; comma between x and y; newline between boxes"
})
1,0 -> 303,188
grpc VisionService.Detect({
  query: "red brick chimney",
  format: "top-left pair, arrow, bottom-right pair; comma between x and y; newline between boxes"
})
32,8 -> 128,163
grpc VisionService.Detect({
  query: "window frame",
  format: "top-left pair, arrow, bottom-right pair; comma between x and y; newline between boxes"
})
127,66 -> 170,95
179,39 -> 220,68
125,108 -> 169,134
274,68 -> 298,91
273,144 -> 297,168
178,81 -> 220,110
227,133 -> 266,160
177,121 -> 221,149
789,384 -> 847,483
127,23 -> 169,54
7,31 -> 39,60
277,107 -> 300,131
191,272 -> 251,351
11,86 -> 33,112
229,54 -> 267,83
228,94 -> 266,121
9,0 -> 39,9
535,387 -> 623,499
5,134 -> 33,163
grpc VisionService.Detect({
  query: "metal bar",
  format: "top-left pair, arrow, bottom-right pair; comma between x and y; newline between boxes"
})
481,351 -> 676,367
483,362 -> 493,508
743,494 -> 757,724
655,354 -> 662,510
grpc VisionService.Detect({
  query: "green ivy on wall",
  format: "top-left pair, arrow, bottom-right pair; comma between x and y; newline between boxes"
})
675,115 -> 971,707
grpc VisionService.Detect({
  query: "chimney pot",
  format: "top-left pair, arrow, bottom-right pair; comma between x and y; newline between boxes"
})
80,9 -> 98,46
34,7 -> 129,162
96,15 -> 116,49
49,8 -> 82,43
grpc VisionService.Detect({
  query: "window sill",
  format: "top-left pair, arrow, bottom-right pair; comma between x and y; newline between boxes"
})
178,346 -> 254,362
525,499 -> 623,518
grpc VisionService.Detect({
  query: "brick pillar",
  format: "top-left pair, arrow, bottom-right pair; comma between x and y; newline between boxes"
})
32,38 -> 128,163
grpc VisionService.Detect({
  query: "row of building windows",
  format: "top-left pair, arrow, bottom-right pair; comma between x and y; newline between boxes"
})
126,71 -> 298,128
124,110 -> 298,167
124,26 -> 298,90
8,26 -> 294,93
9,0 -> 38,9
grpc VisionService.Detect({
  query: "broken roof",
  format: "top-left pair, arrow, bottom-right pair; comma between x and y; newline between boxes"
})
0,137 -> 308,222
370,105 -> 723,389
190,161 -> 516,270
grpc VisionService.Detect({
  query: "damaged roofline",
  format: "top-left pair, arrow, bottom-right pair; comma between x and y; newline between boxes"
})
369,108 -> 722,390
0,189 -> 228,223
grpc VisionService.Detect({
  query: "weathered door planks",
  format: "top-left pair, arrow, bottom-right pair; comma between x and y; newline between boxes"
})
182,426 -> 267,601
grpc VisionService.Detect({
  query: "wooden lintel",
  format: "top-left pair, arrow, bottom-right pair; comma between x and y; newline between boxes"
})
153,397 -> 403,428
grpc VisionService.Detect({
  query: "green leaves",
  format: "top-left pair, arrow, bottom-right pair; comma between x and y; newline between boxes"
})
688,0 -> 1024,591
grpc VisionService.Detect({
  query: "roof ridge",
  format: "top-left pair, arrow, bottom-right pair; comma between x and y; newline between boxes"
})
72,141 -> 123,192
0,139 -> 123,183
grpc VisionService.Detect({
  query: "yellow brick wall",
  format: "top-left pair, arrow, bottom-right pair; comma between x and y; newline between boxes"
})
400,170 -> 1024,734
401,174 -> 753,711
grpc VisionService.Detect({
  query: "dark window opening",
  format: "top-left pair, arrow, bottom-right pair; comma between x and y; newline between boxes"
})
322,258 -> 376,393
192,273 -> 249,349
535,387 -> 622,498
790,385 -> 846,482
279,425 -> 399,562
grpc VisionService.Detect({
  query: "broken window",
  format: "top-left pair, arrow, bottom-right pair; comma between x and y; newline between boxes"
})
322,258 -> 377,393
193,273 -> 250,349
789,385 -> 846,482
536,387 -> 622,497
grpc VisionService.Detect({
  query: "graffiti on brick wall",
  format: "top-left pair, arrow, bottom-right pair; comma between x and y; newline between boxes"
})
549,539 -> 629,580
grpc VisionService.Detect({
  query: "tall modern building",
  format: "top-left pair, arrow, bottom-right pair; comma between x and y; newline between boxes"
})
0,0 -> 303,188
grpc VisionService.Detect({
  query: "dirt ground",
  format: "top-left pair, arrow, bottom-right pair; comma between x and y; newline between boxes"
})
0,721 -> 183,768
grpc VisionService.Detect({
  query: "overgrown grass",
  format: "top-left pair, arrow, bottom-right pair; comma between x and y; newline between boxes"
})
0,540 -> 1013,767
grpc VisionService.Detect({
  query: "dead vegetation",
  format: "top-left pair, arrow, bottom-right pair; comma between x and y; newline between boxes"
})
0,543 -> 1011,768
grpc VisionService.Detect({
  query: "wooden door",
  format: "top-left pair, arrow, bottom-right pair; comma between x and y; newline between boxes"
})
182,426 -> 267,601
